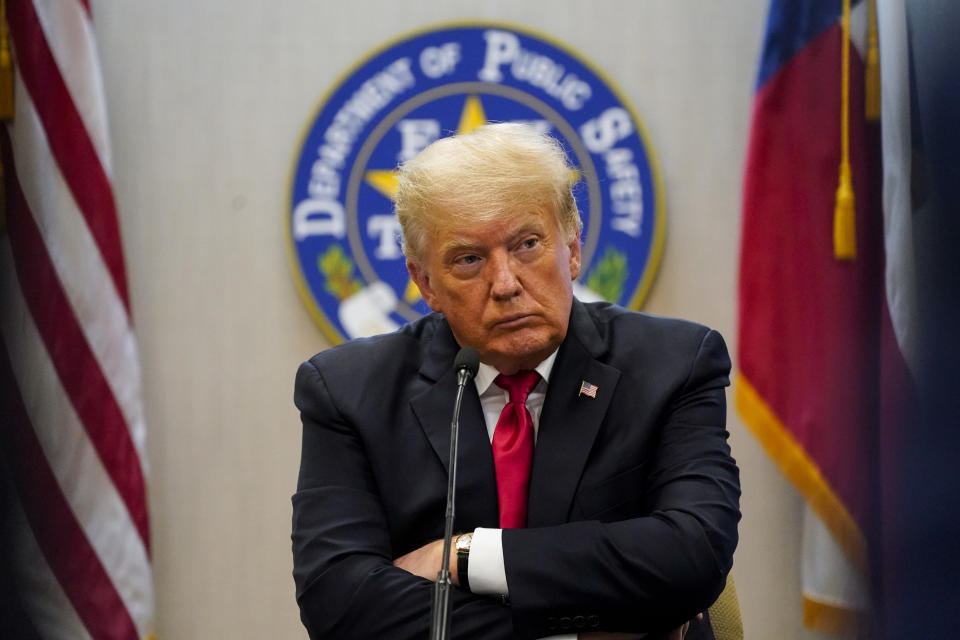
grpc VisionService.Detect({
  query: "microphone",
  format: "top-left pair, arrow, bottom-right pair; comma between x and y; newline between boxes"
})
430,346 -> 479,640
454,346 -> 480,385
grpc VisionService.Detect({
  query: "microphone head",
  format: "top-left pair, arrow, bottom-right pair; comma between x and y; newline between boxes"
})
454,346 -> 480,378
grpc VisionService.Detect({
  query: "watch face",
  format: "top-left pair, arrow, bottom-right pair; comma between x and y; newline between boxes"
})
456,533 -> 473,551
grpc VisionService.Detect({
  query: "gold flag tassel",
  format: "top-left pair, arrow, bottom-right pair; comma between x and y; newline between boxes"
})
834,0 -> 857,260
865,0 -> 881,121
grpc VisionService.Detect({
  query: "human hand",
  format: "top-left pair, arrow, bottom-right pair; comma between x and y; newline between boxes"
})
392,538 -> 459,584
662,612 -> 703,640
578,613 -> 702,640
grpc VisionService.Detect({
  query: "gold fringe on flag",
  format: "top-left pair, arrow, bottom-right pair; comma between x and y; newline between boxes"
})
0,0 -> 12,232
0,0 -> 13,120
803,595 -> 864,636
834,0 -> 857,260
865,0 -> 881,121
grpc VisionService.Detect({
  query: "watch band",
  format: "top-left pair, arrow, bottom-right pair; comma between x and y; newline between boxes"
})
456,532 -> 472,591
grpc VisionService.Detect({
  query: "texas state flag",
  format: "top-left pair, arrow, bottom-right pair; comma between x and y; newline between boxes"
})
737,0 -> 886,634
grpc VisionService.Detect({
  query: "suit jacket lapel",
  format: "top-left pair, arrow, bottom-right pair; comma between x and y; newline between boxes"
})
527,301 -> 621,527
409,317 -> 500,529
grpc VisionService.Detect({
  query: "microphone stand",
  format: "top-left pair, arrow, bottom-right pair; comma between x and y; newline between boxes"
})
430,350 -> 477,640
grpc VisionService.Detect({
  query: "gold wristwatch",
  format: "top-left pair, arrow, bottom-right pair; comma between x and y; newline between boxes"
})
455,531 -> 473,591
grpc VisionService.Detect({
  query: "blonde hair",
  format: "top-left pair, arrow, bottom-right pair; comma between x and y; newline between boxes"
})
394,122 -> 581,263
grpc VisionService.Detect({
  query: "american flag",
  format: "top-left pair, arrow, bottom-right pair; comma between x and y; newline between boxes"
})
579,380 -> 598,398
0,1 -> 155,638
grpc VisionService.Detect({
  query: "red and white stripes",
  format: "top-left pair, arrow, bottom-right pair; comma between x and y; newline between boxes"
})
1,1 -> 154,638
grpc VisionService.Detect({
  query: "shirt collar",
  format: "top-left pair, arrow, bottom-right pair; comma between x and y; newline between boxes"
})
474,348 -> 559,396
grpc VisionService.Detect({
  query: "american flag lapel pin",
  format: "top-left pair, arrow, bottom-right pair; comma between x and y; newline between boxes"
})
579,380 -> 598,398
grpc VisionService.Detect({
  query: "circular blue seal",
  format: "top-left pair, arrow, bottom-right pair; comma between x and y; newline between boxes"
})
288,21 -> 665,343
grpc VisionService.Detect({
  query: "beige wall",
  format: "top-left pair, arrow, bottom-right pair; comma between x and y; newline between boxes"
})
92,1 -> 829,637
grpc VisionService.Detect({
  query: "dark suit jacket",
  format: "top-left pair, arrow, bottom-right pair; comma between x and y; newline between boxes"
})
292,300 -> 740,639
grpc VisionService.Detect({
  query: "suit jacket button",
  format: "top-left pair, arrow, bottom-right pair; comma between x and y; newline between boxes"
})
574,615 -> 586,629
546,616 -> 557,632
559,616 -> 572,630
588,614 -> 600,628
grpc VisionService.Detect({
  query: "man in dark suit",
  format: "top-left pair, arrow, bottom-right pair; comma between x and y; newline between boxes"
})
292,123 -> 740,639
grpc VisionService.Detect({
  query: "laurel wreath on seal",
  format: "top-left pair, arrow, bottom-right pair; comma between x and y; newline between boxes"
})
586,247 -> 629,303
317,244 -> 364,301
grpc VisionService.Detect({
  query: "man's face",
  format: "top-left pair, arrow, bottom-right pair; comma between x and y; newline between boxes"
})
408,207 -> 581,374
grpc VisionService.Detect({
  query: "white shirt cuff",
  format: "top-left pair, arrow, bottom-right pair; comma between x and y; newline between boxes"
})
468,529 -> 576,640
466,527 -> 508,595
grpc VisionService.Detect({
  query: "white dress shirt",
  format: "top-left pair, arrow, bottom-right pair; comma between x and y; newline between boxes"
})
469,350 -> 557,595
467,352 -> 576,639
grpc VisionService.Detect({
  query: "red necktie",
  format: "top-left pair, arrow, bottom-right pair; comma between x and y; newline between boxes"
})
492,371 -> 540,529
